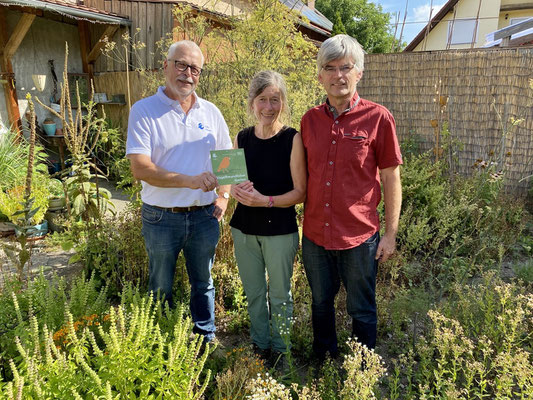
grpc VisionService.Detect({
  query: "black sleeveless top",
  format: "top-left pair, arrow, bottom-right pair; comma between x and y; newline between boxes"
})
229,126 -> 298,236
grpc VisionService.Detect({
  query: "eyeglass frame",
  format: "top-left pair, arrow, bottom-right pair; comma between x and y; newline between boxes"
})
167,59 -> 203,76
321,64 -> 356,75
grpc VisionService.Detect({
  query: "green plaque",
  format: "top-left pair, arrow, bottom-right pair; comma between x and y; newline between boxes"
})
210,149 -> 248,185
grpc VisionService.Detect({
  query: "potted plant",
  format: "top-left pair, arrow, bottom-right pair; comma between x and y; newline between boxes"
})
48,178 -> 66,209
42,117 -> 56,136
0,180 -> 50,238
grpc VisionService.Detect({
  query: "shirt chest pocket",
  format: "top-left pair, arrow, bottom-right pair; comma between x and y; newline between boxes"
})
344,131 -> 370,168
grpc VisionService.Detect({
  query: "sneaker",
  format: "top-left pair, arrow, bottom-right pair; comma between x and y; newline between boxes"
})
199,336 -> 225,358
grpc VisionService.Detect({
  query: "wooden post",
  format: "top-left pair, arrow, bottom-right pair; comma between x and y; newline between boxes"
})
78,21 -> 93,79
0,7 -> 34,133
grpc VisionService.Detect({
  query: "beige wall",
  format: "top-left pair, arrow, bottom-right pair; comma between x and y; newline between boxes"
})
501,0 -> 533,6
414,0 -> 501,51
185,0 -> 251,17
498,9 -> 533,29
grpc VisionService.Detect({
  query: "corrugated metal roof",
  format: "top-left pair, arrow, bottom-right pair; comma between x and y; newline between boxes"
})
0,0 -> 131,24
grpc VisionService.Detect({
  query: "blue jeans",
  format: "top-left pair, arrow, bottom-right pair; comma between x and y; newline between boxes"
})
141,203 -> 219,340
302,232 -> 379,357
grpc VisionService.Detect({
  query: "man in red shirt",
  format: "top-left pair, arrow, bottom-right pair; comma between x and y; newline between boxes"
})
301,34 -> 402,359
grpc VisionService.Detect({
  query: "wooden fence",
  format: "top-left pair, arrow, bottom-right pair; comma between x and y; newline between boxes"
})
359,47 -> 533,194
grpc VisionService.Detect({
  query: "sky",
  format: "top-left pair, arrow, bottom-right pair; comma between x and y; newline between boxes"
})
371,0 -> 447,46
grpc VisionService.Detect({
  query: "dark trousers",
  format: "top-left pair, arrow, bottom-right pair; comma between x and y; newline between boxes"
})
302,232 -> 379,358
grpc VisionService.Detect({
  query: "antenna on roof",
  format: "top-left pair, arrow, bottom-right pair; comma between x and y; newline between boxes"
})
422,0 -> 434,51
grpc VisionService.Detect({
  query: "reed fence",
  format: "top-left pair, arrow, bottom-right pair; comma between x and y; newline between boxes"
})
359,47 -> 533,194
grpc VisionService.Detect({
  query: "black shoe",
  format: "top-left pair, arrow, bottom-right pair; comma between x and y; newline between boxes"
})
270,351 -> 289,373
252,343 -> 271,361
308,350 -> 337,379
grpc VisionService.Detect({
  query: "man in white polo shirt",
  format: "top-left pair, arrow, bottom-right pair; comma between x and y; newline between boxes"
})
126,40 -> 232,343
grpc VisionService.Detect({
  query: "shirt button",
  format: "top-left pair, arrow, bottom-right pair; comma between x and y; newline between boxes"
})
325,223 -> 329,226
332,140 -> 336,144
326,182 -> 331,186
326,203 -> 329,207
329,161 -> 333,165
335,121 -> 339,124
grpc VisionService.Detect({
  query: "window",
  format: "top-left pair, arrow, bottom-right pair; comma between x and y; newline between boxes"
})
448,19 -> 478,45
510,17 -> 532,26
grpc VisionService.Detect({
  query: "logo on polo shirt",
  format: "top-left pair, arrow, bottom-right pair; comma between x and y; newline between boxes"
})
198,122 -> 212,133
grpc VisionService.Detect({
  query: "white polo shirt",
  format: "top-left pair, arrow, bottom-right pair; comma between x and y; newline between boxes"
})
126,87 -> 232,207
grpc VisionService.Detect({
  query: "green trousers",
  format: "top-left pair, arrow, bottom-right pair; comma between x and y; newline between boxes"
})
231,228 -> 299,353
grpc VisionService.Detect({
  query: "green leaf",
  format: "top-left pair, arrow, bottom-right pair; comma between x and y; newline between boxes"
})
68,253 -> 81,264
61,240 -> 74,251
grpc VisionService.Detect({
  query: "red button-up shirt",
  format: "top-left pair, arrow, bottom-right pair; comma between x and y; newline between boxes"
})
301,93 -> 402,250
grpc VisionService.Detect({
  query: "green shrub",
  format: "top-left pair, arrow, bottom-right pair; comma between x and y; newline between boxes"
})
71,206 -> 148,295
0,175 -> 50,225
0,272 -> 109,380
3,297 -> 212,399
0,131 -> 47,192
383,151 -> 525,289
514,259 -> 533,284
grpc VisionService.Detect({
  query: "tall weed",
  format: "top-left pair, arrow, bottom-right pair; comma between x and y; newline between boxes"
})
385,272 -> 533,399
384,151 -> 524,289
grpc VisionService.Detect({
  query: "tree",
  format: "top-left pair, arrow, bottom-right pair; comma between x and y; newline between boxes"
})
168,0 -> 323,136
331,11 -> 348,36
316,0 -> 396,53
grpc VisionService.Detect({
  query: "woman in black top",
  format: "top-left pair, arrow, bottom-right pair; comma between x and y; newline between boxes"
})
229,70 -> 306,363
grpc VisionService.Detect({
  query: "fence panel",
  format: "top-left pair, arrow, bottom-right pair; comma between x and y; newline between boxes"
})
359,48 -> 533,194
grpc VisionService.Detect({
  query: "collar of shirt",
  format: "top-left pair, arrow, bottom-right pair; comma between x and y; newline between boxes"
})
156,86 -> 200,112
325,92 -> 361,119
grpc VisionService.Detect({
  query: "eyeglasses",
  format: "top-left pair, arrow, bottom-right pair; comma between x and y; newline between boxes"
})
167,59 -> 203,76
322,64 -> 355,75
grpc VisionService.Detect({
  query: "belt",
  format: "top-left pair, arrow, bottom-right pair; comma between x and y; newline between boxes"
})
152,203 -> 212,213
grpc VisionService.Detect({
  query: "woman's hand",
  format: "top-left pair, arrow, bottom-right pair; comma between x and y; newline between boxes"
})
231,181 -> 268,207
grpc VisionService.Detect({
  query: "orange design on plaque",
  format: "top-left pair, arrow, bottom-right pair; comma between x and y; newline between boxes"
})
217,156 -> 231,172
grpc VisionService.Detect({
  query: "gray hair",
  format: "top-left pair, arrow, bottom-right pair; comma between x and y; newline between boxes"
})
247,70 -> 289,122
317,34 -> 364,74
167,40 -> 205,66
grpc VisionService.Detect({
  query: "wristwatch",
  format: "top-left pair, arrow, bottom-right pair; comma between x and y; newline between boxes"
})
219,192 -> 230,199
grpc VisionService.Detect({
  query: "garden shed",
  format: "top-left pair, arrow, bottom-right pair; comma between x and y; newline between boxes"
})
0,0 -> 130,133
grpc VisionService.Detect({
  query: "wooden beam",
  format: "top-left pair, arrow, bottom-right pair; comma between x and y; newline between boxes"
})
4,13 -> 35,60
78,20 -> 93,78
494,18 -> 533,40
0,7 -> 22,133
87,25 -> 118,63
500,3 -> 533,12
